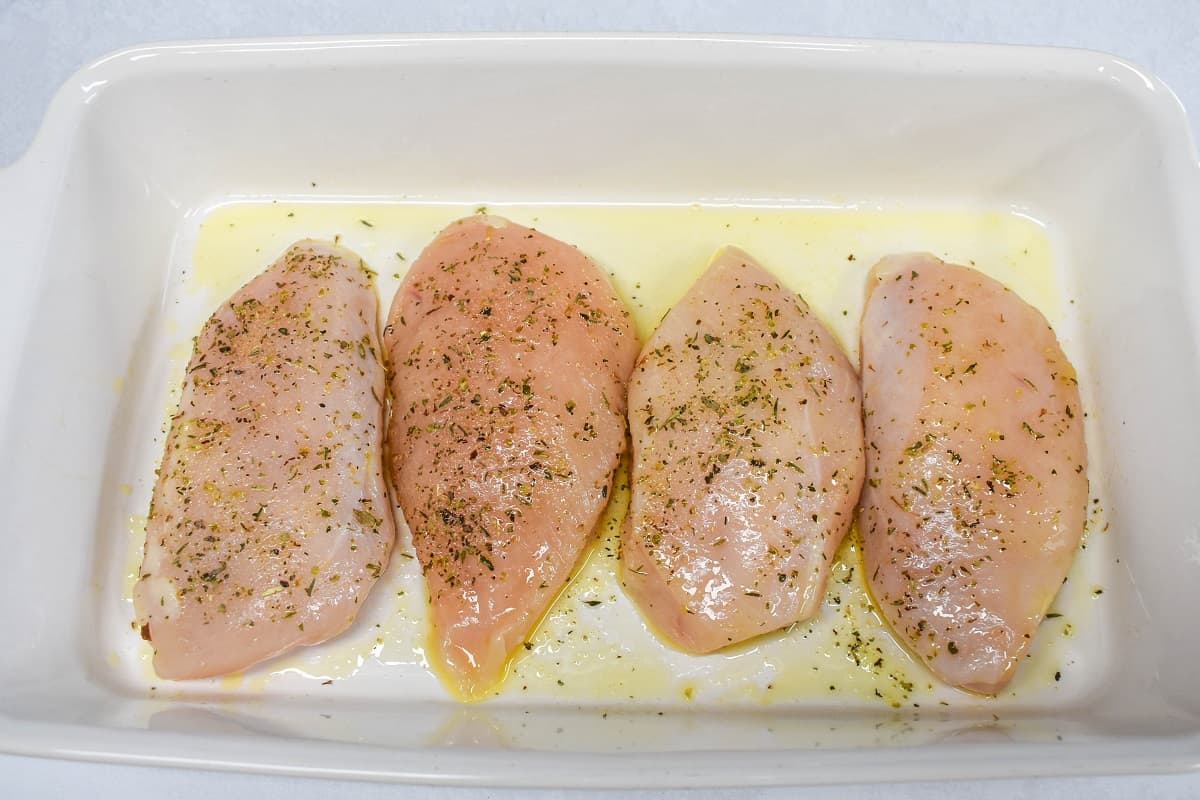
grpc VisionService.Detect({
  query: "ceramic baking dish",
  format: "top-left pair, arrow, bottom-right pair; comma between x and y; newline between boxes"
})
0,34 -> 1198,788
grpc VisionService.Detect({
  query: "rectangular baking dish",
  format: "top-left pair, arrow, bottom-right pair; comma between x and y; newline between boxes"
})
0,34 -> 1198,788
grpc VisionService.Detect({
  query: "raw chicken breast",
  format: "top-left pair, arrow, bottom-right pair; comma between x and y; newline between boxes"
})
621,247 -> 864,652
385,215 -> 638,698
135,241 -> 395,679
859,253 -> 1087,694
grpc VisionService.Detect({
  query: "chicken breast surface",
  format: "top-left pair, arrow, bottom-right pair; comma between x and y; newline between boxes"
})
859,253 -> 1088,694
384,215 -> 639,698
135,240 -> 395,679
621,247 -> 864,652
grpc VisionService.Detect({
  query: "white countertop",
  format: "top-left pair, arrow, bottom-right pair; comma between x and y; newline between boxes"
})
3,1 -> 1198,797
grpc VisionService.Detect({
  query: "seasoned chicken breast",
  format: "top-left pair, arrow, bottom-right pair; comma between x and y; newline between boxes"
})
858,253 -> 1088,694
384,215 -> 639,698
621,247 -> 864,652
134,241 -> 395,679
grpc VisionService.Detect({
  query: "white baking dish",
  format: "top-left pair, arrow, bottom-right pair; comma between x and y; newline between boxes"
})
1,34 -> 1199,788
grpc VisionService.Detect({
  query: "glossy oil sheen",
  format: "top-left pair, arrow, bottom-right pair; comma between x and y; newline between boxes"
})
134,241 -> 396,679
7,35 -> 1195,786
622,246 -> 864,653
383,215 -> 639,698
110,200 -> 1107,712
858,254 -> 1089,694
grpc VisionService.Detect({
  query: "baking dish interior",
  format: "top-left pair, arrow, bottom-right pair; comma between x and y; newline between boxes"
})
0,38 -> 1198,775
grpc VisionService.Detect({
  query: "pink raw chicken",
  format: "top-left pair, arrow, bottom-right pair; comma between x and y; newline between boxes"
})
621,247 -> 865,652
858,253 -> 1088,694
384,215 -> 639,698
134,241 -> 396,679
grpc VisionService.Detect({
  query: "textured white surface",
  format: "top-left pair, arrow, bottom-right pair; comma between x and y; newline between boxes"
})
2,0 -> 1199,797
